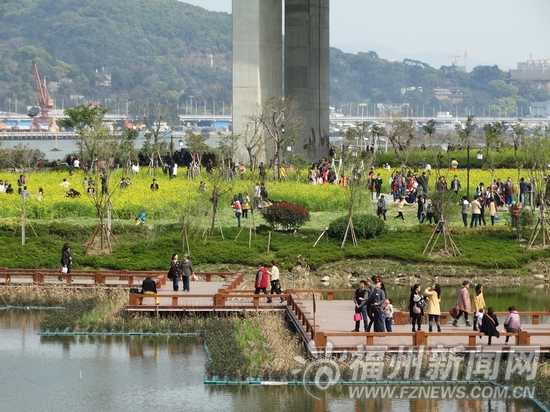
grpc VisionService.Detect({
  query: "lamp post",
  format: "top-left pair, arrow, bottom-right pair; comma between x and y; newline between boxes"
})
467,145 -> 471,199
170,133 -> 174,158
359,103 -> 367,121
467,147 -> 484,199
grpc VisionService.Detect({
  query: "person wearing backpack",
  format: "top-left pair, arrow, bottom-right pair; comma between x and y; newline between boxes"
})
232,195 -> 242,227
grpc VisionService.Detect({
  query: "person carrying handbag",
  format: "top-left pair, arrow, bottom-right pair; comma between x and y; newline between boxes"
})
352,280 -> 368,332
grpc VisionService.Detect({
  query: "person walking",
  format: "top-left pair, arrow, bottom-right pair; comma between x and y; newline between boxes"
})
254,263 -> 271,303
409,284 -> 424,332
268,260 -> 284,303
377,195 -> 387,220
488,197 -> 497,225
472,284 -> 486,330
232,196 -> 242,227
417,195 -> 426,223
451,175 -> 461,194
60,243 -> 72,281
352,280 -> 369,332
424,283 -> 442,332
394,196 -> 406,222
470,196 -> 481,228
461,196 -> 469,227
374,173 -> 383,199
168,253 -> 181,291
453,281 -> 471,327
179,254 -> 194,292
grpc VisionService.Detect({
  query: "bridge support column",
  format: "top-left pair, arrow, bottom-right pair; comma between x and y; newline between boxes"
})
232,0 -> 329,163
285,0 -> 330,162
232,0 -> 282,164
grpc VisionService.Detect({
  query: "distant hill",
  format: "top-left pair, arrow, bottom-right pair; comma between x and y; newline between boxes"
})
0,0 -> 232,112
0,0 -> 547,120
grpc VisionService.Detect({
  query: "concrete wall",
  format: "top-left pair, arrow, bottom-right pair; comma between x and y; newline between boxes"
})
232,0 -> 282,163
232,0 -> 329,164
285,0 -> 330,162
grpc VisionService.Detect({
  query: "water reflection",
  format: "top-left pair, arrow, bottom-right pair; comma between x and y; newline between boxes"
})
324,284 -> 550,313
0,310 -> 545,412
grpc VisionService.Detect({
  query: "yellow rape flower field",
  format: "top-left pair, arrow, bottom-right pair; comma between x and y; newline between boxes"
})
0,167 -> 527,230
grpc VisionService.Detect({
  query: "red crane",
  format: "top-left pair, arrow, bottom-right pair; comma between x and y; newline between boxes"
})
30,60 -> 57,132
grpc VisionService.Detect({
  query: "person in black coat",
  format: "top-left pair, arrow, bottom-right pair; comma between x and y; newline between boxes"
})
409,284 -> 424,332
140,276 -> 159,305
59,243 -> 72,281
61,243 -> 72,273
352,280 -> 369,332
478,307 -> 500,345
367,280 -> 386,332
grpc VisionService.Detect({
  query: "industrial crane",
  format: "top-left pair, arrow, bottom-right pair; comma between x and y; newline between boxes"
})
29,60 -> 58,132
457,47 -> 494,72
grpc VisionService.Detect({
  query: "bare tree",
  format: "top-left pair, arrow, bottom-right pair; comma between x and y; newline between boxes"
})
140,102 -> 171,174
455,115 -> 475,147
59,104 -> 122,253
385,117 -> 417,176
241,113 -> 264,170
524,129 -> 550,248
250,97 -> 304,181
483,121 -> 505,199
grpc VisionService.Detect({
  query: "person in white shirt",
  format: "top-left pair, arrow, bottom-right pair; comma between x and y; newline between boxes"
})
73,158 -> 80,169
268,260 -> 284,303
60,178 -> 71,189
0,180 -> 5,193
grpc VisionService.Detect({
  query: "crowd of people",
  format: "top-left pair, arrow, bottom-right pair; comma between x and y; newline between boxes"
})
350,277 -> 523,344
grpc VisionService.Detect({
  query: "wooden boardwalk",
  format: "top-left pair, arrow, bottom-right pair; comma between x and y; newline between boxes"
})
125,271 -> 550,353
2,268 -> 549,353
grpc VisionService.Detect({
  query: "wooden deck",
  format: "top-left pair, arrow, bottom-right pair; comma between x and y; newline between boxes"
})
2,268 -> 549,353
125,271 -> 550,353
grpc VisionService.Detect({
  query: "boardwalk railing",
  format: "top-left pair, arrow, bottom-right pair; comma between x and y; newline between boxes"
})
0,268 -> 235,287
312,331 -> 535,350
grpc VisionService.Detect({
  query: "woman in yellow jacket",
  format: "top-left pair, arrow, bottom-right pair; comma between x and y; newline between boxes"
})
473,284 -> 486,330
424,283 -> 442,332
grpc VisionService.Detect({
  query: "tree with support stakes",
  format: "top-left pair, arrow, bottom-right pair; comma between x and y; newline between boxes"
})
58,104 -> 122,254
337,125 -> 370,249
524,129 -> 550,249
140,102 -> 172,175
483,121 -> 505,201
422,147 -> 461,257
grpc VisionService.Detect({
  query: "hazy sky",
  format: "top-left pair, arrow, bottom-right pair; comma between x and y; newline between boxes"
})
181,0 -> 549,71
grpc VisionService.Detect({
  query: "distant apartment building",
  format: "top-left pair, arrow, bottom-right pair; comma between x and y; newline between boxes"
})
530,101 -> 549,117
509,59 -> 550,91
433,88 -> 463,103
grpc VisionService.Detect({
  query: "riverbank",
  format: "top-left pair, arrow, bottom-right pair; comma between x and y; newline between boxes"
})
1,288 -> 549,410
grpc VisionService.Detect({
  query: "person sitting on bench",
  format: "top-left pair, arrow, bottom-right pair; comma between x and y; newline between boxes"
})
140,276 -> 159,305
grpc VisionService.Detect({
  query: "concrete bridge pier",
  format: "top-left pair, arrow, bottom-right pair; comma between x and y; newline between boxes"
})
232,0 -> 329,164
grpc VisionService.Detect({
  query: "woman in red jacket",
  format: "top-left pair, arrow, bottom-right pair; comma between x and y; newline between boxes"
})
254,263 -> 272,303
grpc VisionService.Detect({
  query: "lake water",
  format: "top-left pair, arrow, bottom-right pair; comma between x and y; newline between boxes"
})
328,284 -> 550,314
0,310 -> 546,412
